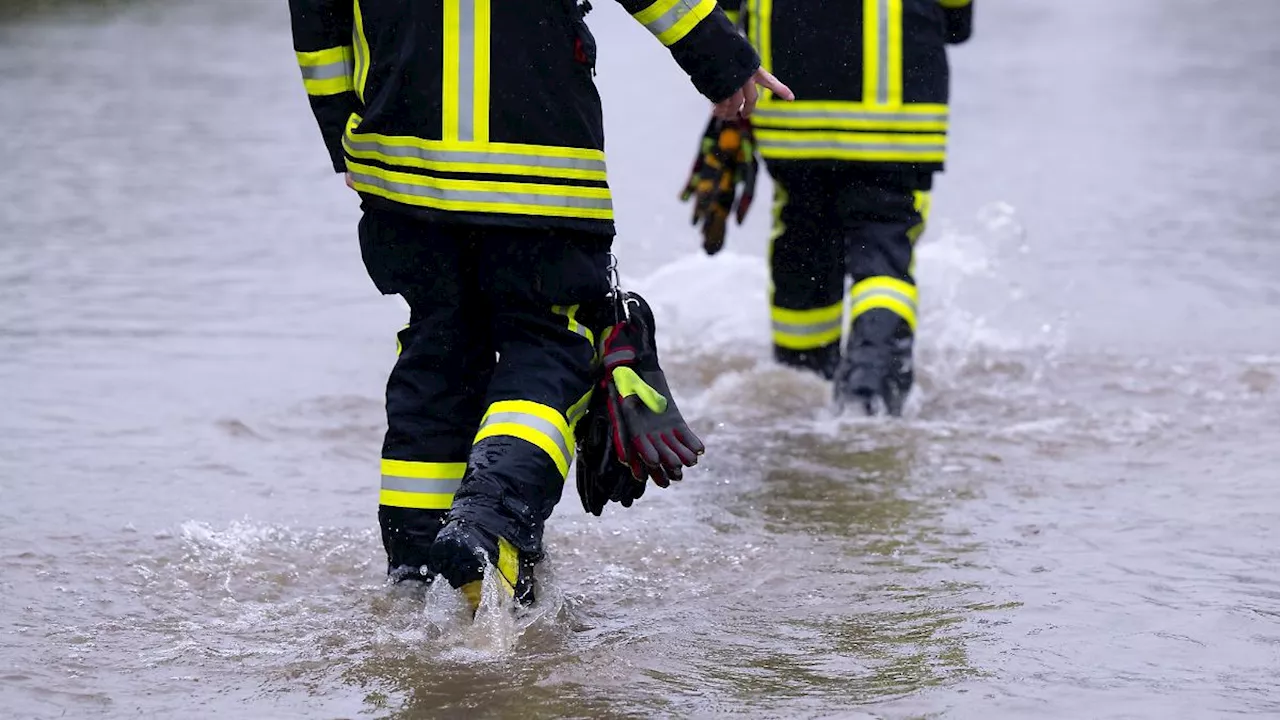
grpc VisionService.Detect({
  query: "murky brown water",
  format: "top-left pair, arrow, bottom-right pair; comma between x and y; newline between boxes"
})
3,0 -> 1280,717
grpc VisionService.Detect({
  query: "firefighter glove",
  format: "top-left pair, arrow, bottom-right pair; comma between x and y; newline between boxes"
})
679,117 -> 758,256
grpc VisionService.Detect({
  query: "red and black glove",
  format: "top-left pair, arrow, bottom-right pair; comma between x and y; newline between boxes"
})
574,291 -> 706,515
680,117 -> 758,255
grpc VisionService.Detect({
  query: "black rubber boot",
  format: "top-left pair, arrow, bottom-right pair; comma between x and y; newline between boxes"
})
833,309 -> 914,417
429,518 -> 538,610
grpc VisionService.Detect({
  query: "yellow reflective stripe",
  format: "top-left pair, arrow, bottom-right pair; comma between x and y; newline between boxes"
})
344,140 -> 608,181
496,537 -> 520,597
343,114 -> 609,180
379,489 -> 454,509
379,460 -> 466,510
755,129 -> 947,162
303,76 -> 355,96
474,0 -> 491,143
347,161 -> 613,220
938,0 -> 971,7
567,388 -> 593,431
771,303 -> 842,325
443,0 -> 460,140
553,304 -> 595,348
723,9 -> 740,26
771,302 -> 844,350
475,400 -> 573,479
757,101 -> 948,115
753,113 -> 947,132
381,459 -> 467,479
633,0 -> 715,46
850,277 -> 918,330
863,0 -> 882,106
296,46 -> 352,68
298,46 -> 355,96
353,0 -> 370,102
886,0 -> 903,107
752,0 -> 774,95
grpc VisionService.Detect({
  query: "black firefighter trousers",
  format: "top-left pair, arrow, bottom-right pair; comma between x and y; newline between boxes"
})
767,163 -> 931,379
358,208 -> 611,574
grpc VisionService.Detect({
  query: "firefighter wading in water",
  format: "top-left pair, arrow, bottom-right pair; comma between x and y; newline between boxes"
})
288,0 -> 792,606
682,0 -> 973,416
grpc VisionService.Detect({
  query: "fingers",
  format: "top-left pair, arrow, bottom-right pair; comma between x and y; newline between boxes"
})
742,78 -> 760,118
672,427 -> 705,457
345,172 -> 356,190
753,67 -> 794,101
713,90 -> 744,120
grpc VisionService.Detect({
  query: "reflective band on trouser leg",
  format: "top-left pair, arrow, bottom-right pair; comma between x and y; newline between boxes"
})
632,0 -> 717,46
296,46 -> 355,96
379,460 -> 466,509
771,302 -> 844,351
849,277 -> 918,331
474,401 -> 574,480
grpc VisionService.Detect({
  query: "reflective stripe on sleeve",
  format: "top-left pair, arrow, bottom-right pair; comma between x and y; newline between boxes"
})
632,0 -> 717,46
296,46 -> 355,96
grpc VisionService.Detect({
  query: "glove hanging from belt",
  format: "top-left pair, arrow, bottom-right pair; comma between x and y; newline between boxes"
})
680,117 -> 758,256
575,291 -> 706,516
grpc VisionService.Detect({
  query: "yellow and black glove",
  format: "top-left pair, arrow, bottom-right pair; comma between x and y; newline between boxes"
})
680,117 -> 758,255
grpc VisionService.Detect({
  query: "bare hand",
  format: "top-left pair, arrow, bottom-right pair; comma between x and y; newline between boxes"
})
713,67 -> 794,120
345,172 -> 355,191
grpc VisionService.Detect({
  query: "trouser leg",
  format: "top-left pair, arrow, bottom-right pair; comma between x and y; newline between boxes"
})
766,166 -> 844,379
835,174 -> 931,414
358,210 -> 493,580
432,227 -> 610,602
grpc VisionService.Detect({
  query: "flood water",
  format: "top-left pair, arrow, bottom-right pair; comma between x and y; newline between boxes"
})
2,0 -> 1280,717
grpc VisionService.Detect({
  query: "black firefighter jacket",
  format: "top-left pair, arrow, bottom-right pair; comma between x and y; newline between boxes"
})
288,0 -> 761,234
721,0 -> 973,177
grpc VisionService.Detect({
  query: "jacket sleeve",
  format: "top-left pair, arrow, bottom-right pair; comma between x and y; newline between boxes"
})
288,0 -> 361,173
938,0 -> 973,45
615,0 -> 760,103
718,0 -> 745,28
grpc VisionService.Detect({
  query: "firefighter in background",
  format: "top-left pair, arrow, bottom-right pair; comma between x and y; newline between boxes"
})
683,0 -> 973,416
288,0 -> 791,604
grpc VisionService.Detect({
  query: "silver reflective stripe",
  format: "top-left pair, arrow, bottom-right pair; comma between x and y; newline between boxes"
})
851,287 -> 917,310
344,137 -> 607,173
380,476 -> 462,496
480,411 -> 572,464
456,0 -> 475,142
300,60 -> 352,81
603,349 -> 636,366
772,318 -> 842,337
877,0 -> 890,105
349,171 -> 614,211
643,0 -> 699,37
760,139 -> 947,154
753,109 -> 948,124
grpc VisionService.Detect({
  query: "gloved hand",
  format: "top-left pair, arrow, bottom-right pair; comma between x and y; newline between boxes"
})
679,117 -> 758,255
574,385 -> 646,517
599,292 -> 705,486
